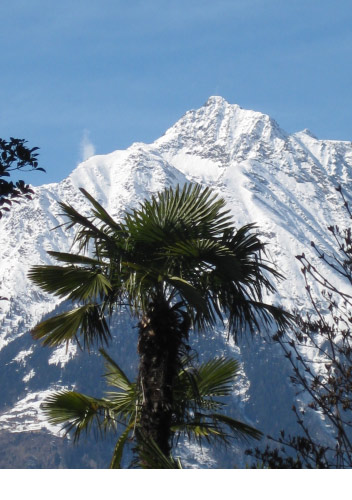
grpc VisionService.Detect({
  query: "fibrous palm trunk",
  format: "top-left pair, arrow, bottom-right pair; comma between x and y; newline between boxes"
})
137,299 -> 188,461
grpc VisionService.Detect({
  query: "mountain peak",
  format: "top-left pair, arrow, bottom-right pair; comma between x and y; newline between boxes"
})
204,95 -> 231,108
156,96 -> 287,159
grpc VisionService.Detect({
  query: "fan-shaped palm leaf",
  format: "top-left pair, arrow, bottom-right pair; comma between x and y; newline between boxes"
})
30,184 -> 290,346
42,351 -> 262,468
42,390 -> 115,442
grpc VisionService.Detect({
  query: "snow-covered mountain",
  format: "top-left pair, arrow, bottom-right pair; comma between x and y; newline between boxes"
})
1,96 -> 351,468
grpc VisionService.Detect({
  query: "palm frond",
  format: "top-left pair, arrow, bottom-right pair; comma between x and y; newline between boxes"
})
135,432 -> 183,469
41,390 -> 114,442
171,420 -> 224,445
172,413 -> 262,445
208,413 -> 263,442
124,184 -> 233,246
41,351 -> 261,467
79,188 -> 123,233
195,357 -> 240,398
99,349 -> 138,417
28,265 -> 112,301
57,199 -> 120,255
109,423 -> 134,469
30,183 -> 289,350
47,251 -> 104,266
166,275 -> 214,324
100,348 -> 133,392
174,356 -> 239,405
31,303 -> 111,348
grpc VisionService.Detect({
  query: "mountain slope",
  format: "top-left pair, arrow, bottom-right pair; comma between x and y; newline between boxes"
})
0,96 -> 351,467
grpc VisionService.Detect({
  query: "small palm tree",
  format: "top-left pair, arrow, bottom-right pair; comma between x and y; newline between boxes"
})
42,350 -> 262,468
29,183 -> 289,461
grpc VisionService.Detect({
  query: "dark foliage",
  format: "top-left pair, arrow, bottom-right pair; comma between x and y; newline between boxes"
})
41,348 -> 261,468
0,137 -> 45,218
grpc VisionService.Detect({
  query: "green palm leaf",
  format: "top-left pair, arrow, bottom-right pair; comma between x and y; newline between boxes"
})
31,304 -> 111,347
100,348 -> 133,392
41,390 -> 114,442
99,349 -> 138,418
29,265 -> 112,301
195,357 -> 240,398
47,251 -> 104,266
208,413 -> 263,441
42,352 -> 262,467
135,432 -> 183,469
109,423 -> 135,469
172,414 -> 262,444
79,188 -> 123,233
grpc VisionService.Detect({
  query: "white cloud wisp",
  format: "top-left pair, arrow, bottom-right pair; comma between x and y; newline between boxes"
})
80,129 -> 96,162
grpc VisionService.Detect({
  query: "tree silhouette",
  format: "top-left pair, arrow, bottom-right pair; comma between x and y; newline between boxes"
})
0,137 -> 45,219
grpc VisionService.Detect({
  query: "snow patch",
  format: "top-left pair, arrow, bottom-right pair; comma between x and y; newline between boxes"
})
13,347 -> 34,366
48,343 -> 77,367
0,389 -> 66,436
23,369 -> 35,383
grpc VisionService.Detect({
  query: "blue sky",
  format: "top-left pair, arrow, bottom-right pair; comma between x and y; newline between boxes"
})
1,0 -> 352,185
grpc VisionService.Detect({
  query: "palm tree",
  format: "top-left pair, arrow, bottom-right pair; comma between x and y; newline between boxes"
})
42,350 -> 262,468
29,183 -> 289,460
